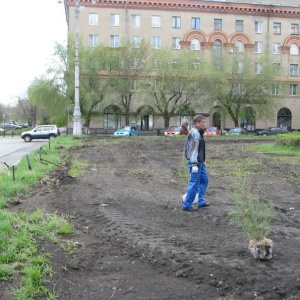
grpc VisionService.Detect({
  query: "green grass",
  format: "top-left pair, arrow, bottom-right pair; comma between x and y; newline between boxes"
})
248,142 -> 300,155
0,135 -> 84,299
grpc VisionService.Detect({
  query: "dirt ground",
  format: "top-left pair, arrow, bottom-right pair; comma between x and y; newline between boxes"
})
2,136 -> 300,300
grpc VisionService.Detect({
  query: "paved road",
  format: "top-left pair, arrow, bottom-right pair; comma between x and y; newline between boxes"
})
0,136 -> 50,170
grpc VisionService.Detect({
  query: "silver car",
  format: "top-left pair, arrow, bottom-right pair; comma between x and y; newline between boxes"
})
21,125 -> 60,142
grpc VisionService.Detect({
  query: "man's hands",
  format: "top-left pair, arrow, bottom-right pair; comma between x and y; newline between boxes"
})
192,165 -> 198,173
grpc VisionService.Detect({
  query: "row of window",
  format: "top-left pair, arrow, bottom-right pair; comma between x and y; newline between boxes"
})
273,84 -> 298,96
89,34 -> 300,56
89,13 -> 300,35
130,78 -> 299,96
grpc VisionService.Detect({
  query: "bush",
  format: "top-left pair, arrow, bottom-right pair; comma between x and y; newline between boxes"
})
227,172 -> 276,242
276,132 -> 300,148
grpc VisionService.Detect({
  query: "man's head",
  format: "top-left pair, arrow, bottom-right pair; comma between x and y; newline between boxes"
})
193,115 -> 206,131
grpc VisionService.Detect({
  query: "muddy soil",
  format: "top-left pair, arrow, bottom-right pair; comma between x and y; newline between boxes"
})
2,136 -> 300,300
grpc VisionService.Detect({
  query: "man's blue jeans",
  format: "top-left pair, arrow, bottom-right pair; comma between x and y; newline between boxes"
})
182,162 -> 208,209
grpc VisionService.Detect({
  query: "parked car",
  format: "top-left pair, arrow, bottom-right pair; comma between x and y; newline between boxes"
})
18,123 -> 29,128
204,127 -> 220,136
21,125 -> 60,142
114,126 -> 139,137
0,123 -> 18,131
164,126 -> 189,136
226,128 -> 248,135
256,127 -> 289,136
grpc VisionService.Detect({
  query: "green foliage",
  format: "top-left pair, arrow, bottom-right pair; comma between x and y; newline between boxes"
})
144,47 -> 210,128
28,77 -> 67,124
204,52 -> 283,127
227,172 -> 276,241
276,132 -> 300,148
108,39 -> 152,125
0,136 -> 83,298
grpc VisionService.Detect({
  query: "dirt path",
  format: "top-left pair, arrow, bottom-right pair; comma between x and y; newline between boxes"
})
3,137 -> 300,300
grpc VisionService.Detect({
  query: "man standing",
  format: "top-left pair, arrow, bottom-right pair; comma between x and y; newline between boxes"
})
182,115 -> 210,211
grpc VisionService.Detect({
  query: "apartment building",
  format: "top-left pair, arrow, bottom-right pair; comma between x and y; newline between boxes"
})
64,0 -> 300,131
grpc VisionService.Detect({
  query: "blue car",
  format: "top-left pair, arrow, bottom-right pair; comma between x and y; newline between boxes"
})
114,126 -> 139,137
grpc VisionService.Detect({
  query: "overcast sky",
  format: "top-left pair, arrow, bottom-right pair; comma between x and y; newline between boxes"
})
0,0 -> 68,106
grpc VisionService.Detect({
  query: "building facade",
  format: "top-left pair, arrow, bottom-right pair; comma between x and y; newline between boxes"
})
64,0 -> 300,131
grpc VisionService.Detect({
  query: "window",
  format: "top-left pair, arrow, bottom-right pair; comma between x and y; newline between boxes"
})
213,39 -> 222,70
191,17 -> 200,29
291,23 -> 299,35
110,35 -> 120,47
272,84 -> 280,95
152,58 -> 158,70
273,22 -> 281,35
89,13 -> 98,25
131,58 -> 140,70
235,41 -> 244,52
171,59 -> 178,68
172,16 -> 181,29
172,37 -> 181,50
214,19 -> 222,31
290,85 -> 297,96
192,59 -> 200,69
254,41 -> 262,53
132,80 -> 139,90
254,62 -> 262,74
132,15 -> 140,27
290,44 -> 299,55
151,36 -> 161,49
110,14 -> 119,26
131,36 -> 140,48
290,64 -> 298,77
236,61 -> 243,73
152,16 -> 161,28
88,34 -> 98,47
235,20 -> 243,32
255,21 -> 262,33
233,83 -> 242,94
273,43 -> 281,54
255,85 -> 262,95
190,39 -> 200,50
273,63 -> 281,76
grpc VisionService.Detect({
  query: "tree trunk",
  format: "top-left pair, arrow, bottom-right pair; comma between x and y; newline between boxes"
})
164,116 -> 170,129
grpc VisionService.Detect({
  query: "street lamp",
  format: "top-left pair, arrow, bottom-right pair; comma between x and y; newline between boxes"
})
58,0 -> 97,135
73,0 -> 82,136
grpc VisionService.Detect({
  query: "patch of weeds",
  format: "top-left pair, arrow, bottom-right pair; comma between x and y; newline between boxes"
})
0,264 -> 14,280
127,167 -> 149,176
0,209 -> 73,299
57,221 -> 73,235
286,170 -> 299,181
61,264 -> 68,272
14,262 -> 55,300
69,157 -> 89,177
60,241 -> 78,256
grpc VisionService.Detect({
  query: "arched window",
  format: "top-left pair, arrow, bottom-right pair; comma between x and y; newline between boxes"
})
277,107 -> 292,130
213,39 -> 222,70
137,106 -> 154,131
190,39 -> 200,50
212,112 -> 221,129
235,40 -> 244,52
290,44 -> 299,55
240,107 -> 256,131
104,105 -> 121,129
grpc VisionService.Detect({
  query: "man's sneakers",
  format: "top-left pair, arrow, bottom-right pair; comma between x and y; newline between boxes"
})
198,203 -> 211,208
182,207 -> 198,212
